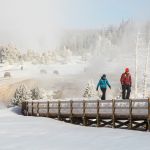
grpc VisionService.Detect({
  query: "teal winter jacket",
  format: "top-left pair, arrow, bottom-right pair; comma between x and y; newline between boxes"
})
96,78 -> 111,90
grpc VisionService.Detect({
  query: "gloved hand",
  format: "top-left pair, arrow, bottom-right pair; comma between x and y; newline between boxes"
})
122,85 -> 125,89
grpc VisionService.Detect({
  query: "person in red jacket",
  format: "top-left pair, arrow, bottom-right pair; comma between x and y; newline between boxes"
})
120,68 -> 132,99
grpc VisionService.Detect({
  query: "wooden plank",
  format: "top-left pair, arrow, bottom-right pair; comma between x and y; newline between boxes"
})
131,107 -> 148,109
99,100 -> 112,103
70,107 -> 83,109
85,107 -> 97,109
58,101 -> 70,103
99,107 -> 113,109
84,100 -> 98,103
115,107 -> 129,109
49,107 -> 59,109
132,99 -> 148,102
71,100 -> 85,103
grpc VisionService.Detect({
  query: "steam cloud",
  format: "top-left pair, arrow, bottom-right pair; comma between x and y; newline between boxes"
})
0,0 -> 63,50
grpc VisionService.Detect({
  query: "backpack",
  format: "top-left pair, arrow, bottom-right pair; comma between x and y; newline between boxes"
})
120,73 -> 131,85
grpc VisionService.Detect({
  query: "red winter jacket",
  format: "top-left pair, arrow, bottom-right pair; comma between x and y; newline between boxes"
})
120,73 -> 132,86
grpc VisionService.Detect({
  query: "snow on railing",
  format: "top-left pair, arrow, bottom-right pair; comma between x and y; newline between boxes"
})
22,98 -> 150,118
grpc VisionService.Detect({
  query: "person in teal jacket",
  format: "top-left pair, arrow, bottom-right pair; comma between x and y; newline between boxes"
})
96,74 -> 111,100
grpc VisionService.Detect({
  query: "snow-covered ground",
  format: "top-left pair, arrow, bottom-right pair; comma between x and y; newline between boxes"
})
0,56 -> 87,80
0,56 -> 89,103
0,107 -> 150,150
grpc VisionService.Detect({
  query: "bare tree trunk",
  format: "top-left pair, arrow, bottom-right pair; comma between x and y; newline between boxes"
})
143,41 -> 150,98
135,33 -> 140,98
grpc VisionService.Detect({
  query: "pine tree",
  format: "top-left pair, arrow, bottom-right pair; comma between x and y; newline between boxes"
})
31,87 -> 42,100
83,83 -> 90,98
83,80 -> 97,98
12,84 -> 31,105
0,44 -> 20,64
0,46 -> 5,63
63,46 -> 72,62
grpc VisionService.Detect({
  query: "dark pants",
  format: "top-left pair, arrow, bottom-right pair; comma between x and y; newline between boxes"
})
122,85 -> 131,99
101,88 -> 106,100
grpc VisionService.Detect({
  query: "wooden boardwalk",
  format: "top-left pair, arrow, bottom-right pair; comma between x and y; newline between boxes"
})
22,99 -> 150,131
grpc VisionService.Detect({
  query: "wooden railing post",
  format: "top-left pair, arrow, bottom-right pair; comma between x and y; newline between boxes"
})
96,100 -> 100,127
148,98 -> 150,131
83,100 -> 86,126
70,100 -> 73,123
26,101 -> 29,116
47,101 -> 49,117
129,99 -> 133,129
58,100 -> 61,120
21,101 -> 25,115
31,101 -> 34,116
112,99 -> 115,128
37,102 -> 39,116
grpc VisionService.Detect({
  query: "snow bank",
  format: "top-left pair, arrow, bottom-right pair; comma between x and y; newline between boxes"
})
0,102 -> 6,109
0,107 -> 150,150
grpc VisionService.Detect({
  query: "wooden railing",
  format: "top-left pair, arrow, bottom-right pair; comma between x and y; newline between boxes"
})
22,99 -> 150,131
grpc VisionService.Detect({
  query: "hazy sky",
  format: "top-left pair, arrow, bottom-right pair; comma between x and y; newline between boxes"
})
0,0 -> 149,49
61,0 -> 150,28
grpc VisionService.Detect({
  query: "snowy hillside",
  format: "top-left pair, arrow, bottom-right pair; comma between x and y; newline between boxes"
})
0,55 -> 89,104
0,107 -> 150,150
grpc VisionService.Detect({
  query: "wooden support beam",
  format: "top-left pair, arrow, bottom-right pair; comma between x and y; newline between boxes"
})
112,99 -> 115,128
87,119 -> 97,126
132,121 -> 147,126
129,99 -> 133,129
132,120 -> 147,130
100,120 -> 112,127
115,120 -> 129,128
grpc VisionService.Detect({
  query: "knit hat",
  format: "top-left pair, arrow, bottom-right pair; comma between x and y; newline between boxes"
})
125,68 -> 129,73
